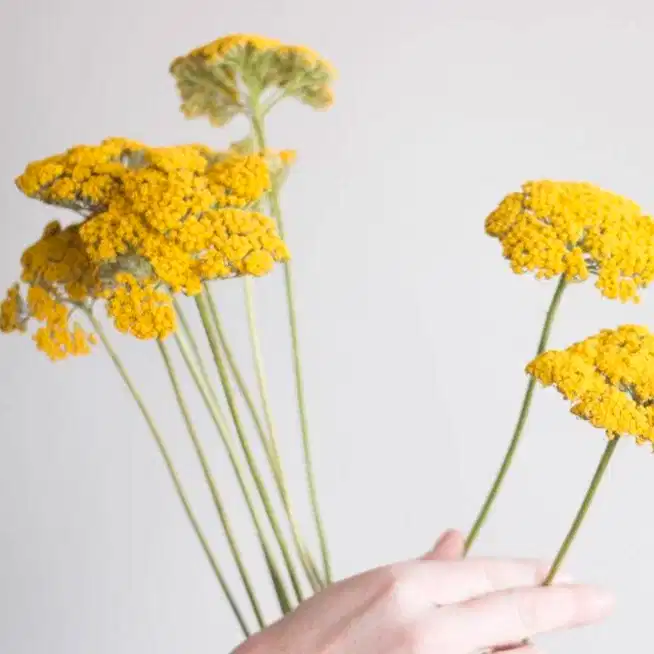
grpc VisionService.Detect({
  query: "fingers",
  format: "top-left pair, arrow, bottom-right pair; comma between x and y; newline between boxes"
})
435,584 -> 614,651
424,530 -> 465,561
403,557 -> 551,606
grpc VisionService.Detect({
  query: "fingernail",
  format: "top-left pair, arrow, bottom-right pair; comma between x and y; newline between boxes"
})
433,530 -> 456,550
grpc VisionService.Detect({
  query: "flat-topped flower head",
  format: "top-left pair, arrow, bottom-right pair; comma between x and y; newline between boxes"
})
16,140 -> 287,295
16,138 -> 145,213
16,140 -> 272,222
170,34 -> 335,126
486,181 -> 654,302
527,325 -> 654,446
80,205 -> 290,295
0,221 -> 99,360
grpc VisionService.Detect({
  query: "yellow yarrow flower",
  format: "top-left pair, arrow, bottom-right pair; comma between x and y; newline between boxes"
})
81,206 -> 290,294
16,140 -> 288,296
104,274 -> 175,341
0,222 -> 98,360
20,220 -> 101,301
206,153 -> 271,208
0,284 -> 28,334
16,138 -> 144,212
170,33 -> 335,126
27,285 -> 94,361
486,181 -> 654,302
527,325 -> 654,446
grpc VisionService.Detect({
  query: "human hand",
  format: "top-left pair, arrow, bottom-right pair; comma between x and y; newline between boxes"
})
234,530 -> 614,654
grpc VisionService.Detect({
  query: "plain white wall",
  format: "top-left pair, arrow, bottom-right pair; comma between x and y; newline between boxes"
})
2,0 -> 654,651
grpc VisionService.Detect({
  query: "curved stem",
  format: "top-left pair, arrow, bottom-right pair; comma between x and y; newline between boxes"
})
465,276 -> 567,554
157,339 -> 266,629
196,290 -> 306,604
543,437 -> 620,586
85,311 -> 250,636
250,103 -> 333,584
173,327 -> 293,614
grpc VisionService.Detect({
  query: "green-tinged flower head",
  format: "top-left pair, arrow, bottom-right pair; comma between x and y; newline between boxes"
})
170,34 -> 336,126
486,181 -> 654,302
527,325 -> 654,446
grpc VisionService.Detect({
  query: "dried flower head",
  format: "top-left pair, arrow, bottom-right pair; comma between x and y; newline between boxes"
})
486,181 -> 654,302
170,34 -> 335,126
527,325 -> 654,446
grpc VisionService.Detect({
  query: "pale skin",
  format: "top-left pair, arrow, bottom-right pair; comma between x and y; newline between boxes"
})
234,531 -> 614,654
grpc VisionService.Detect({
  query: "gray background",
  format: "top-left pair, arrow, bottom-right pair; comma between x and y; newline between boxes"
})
1,0 -> 653,652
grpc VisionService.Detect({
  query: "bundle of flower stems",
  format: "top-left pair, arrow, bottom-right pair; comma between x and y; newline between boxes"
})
2,35 -> 336,635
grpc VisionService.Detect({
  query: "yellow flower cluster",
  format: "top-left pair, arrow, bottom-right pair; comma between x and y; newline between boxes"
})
227,136 -> 297,187
0,285 -> 27,334
21,220 -> 100,301
0,222 -> 98,360
16,138 -> 143,212
27,285 -> 95,361
105,274 -> 175,340
527,325 -> 654,445
81,204 -> 289,295
16,140 -> 290,296
486,181 -> 654,302
170,33 -> 335,126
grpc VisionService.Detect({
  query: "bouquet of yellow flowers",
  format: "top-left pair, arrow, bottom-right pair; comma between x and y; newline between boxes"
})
5,31 -> 654,649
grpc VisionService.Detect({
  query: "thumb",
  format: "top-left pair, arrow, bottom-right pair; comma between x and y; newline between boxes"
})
423,529 -> 465,561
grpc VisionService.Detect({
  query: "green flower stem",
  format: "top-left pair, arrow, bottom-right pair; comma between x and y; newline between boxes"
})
202,287 -> 270,454
249,102 -> 333,585
84,310 -> 250,636
196,289 -> 306,604
173,297 -> 222,407
173,325 -> 293,615
157,339 -> 266,629
244,278 -> 280,470
210,282 -> 323,592
465,276 -> 568,554
543,437 -> 620,586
